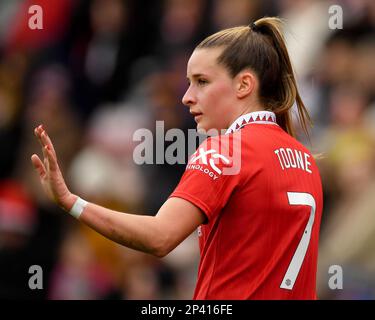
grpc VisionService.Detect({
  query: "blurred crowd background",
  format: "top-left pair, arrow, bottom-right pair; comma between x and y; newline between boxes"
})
0,0 -> 374,300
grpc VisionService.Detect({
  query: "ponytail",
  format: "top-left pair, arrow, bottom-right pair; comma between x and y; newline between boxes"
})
197,17 -> 312,138
252,17 -> 311,138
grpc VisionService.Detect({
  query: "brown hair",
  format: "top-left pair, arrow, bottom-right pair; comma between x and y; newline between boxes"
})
196,17 -> 311,138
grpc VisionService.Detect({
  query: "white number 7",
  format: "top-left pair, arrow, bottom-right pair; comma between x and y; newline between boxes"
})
280,192 -> 316,290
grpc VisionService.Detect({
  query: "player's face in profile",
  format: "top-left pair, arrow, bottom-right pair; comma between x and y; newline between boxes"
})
182,48 -> 238,132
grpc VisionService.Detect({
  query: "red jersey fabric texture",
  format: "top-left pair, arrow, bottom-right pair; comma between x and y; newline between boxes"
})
169,111 -> 323,300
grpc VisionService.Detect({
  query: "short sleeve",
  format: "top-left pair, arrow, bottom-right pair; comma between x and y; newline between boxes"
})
169,134 -> 241,222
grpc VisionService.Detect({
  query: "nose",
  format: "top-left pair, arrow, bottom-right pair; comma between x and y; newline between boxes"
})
182,86 -> 196,107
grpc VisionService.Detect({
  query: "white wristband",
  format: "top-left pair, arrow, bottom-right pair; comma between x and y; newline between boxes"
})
69,197 -> 88,219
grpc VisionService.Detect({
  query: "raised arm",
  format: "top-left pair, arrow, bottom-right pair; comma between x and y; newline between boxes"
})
31,125 -> 205,257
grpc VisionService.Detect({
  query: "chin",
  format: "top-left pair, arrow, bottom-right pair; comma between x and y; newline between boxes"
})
196,121 -> 208,132
196,122 -> 205,131
196,122 -> 221,136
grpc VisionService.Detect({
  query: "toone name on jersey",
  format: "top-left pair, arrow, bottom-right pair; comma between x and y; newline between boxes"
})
274,147 -> 312,173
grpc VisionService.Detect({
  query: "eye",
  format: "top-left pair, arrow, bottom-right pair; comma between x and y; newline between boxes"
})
197,79 -> 208,86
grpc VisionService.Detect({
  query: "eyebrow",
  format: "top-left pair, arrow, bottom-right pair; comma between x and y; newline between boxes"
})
187,73 -> 209,80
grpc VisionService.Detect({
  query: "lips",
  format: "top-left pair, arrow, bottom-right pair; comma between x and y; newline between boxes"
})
190,111 -> 203,122
194,115 -> 203,122
190,111 -> 203,117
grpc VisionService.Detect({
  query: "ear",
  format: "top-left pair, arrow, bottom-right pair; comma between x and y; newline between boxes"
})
236,70 -> 256,99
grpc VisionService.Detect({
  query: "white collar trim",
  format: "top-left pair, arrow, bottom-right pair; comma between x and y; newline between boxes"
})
225,111 -> 277,134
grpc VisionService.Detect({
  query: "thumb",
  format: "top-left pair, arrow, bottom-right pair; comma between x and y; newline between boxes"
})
31,154 -> 46,177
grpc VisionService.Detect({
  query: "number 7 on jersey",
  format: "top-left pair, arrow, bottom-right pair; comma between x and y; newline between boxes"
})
280,192 -> 316,290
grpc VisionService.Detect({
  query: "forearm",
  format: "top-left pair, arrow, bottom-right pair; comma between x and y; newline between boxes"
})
64,195 -> 167,257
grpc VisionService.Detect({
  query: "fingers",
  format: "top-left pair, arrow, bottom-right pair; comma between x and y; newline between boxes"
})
31,145 -> 57,177
34,124 -> 56,157
41,131 -> 57,157
44,144 -> 57,171
31,154 -> 46,177
34,125 -> 44,147
33,124 -> 58,171
34,125 -> 48,160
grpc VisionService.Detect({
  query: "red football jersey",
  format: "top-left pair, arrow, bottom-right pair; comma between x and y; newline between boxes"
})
170,111 -> 323,299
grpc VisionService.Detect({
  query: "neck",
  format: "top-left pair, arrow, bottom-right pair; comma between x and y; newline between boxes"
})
228,102 -> 265,128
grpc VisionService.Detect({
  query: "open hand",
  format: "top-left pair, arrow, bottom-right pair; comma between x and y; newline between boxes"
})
31,125 -> 76,210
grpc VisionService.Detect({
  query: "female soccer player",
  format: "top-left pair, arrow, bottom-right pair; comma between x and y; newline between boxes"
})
32,17 -> 323,299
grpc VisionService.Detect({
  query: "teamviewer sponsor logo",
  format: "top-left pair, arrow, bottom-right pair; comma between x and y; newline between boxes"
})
186,148 -> 230,180
189,148 -> 231,175
187,138 -> 241,177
